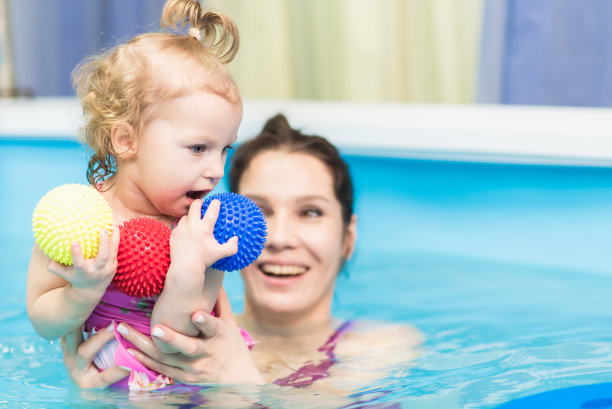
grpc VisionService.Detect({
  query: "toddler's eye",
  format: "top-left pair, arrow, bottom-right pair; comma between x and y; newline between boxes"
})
223,145 -> 235,153
190,145 -> 207,154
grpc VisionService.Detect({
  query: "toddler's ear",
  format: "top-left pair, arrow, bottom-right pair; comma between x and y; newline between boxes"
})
111,122 -> 138,158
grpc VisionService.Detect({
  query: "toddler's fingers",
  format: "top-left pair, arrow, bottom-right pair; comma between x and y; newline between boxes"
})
188,198 -> 204,222
218,236 -> 238,259
173,215 -> 187,232
47,259 -> 73,281
70,241 -> 85,267
93,229 -> 111,267
107,225 -> 121,261
201,199 -> 221,227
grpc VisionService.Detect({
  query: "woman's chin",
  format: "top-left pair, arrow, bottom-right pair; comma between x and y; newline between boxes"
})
256,294 -> 307,317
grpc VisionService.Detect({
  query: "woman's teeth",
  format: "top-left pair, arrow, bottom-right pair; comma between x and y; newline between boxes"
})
261,264 -> 307,277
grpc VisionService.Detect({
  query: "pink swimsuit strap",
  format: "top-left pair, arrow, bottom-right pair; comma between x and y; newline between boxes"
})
274,320 -> 355,388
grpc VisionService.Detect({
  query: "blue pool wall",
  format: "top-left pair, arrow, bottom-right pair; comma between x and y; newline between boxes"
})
2,99 -> 612,286
2,137 -> 612,282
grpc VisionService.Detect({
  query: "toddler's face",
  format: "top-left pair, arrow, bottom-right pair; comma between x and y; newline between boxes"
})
130,90 -> 242,218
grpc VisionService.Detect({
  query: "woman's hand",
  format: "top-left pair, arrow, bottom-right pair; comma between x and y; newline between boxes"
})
61,325 -> 128,388
118,287 -> 264,385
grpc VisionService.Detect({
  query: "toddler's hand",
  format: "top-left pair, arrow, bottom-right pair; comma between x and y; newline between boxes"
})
46,227 -> 120,299
168,199 -> 238,287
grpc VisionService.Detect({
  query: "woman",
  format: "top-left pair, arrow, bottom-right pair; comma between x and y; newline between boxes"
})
61,114 -> 422,395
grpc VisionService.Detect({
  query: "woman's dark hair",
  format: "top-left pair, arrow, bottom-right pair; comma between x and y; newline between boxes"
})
229,114 -> 354,226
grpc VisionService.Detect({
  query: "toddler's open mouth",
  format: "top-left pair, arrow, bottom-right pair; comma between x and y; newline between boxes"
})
187,190 -> 209,200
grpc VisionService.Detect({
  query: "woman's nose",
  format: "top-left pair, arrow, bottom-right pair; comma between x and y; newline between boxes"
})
265,213 -> 298,250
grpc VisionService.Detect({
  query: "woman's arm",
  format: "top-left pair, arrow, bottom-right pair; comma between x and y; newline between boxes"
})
26,229 -> 120,340
125,286 -> 264,385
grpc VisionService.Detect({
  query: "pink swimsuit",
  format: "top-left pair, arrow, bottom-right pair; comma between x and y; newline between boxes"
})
85,284 -> 255,391
84,285 -> 173,390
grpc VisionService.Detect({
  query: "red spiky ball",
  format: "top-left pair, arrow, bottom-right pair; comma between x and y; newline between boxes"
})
112,217 -> 171,298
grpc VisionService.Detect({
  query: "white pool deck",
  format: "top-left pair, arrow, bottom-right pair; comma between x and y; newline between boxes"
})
1,97 -> 612,166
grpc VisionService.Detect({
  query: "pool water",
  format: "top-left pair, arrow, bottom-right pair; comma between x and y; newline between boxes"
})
2,139 -> 612,408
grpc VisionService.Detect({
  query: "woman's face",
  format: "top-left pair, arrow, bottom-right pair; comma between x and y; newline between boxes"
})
238,150 -> 356,326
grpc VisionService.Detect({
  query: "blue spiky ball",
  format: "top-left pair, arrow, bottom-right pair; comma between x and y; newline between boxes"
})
201,192 -> 267,271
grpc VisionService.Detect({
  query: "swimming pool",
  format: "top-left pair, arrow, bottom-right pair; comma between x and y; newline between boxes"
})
2,99 -> 612,408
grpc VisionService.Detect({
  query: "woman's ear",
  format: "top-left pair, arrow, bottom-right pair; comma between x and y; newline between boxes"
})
342,214 -> 358,260
110,122 -> 138,159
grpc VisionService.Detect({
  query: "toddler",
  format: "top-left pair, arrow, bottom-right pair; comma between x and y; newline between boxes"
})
26,0 -> 243,390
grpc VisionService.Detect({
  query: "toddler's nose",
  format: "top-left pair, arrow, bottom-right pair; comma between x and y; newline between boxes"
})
203,156 -> 225,182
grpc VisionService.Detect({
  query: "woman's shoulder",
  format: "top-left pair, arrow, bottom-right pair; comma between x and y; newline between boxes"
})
317,319 -> 423,392
346,318 -> 421,335
340,319 -> 423,341
335,319 -> 424,361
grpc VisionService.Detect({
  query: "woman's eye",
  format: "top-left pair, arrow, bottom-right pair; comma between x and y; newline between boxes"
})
303,208 -> 322,218
258,206 -> 272,218
190,145 -> 207,154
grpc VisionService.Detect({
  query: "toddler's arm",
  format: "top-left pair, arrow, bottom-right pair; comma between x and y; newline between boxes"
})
26,229 -> 120,340
151,199 -> 237,353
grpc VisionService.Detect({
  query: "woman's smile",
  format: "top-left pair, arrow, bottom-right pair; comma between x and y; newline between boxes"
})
259,261 -> 309,277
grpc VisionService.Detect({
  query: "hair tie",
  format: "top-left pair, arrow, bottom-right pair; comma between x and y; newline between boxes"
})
188,27 -> 202,41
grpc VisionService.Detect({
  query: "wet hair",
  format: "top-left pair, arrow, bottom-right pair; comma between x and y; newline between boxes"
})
229,114 -> 354,226
73,0 -> 240,186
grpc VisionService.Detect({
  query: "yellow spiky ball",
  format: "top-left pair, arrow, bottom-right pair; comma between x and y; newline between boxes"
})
32,183 -> 114,265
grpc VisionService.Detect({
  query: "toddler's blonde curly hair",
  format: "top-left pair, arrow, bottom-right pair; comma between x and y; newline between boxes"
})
72,0 -> 240,186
